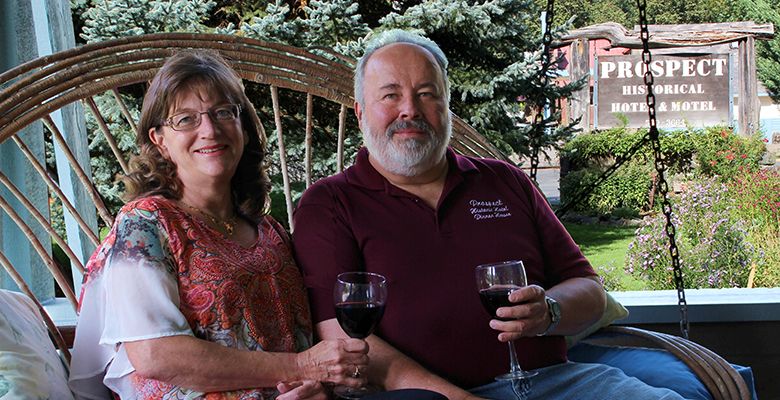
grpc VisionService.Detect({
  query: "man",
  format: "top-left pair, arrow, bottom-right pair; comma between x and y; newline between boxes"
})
292,29 -> 686,399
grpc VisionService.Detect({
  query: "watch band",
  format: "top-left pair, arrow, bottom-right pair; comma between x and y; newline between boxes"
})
538,296 -> 561,336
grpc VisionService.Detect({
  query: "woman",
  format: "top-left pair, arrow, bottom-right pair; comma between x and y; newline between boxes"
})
68,51 -> 368,399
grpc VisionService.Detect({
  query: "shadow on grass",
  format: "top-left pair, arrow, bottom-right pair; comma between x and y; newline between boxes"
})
563,223 -> 637,254
563,222 -> 646,290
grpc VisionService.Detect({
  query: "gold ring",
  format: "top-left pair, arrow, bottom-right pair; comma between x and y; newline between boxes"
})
351,366 -> 361,378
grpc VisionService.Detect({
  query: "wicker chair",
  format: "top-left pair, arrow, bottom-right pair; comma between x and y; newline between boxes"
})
0,33 -> 750,400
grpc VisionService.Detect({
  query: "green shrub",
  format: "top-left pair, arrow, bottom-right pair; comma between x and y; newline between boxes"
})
560,127 -> 649,214
560,160 -> 652,214
611,207 -> 640,220
560,126 -> 765,215
562,127 -> 647,168
560,127 -> 695,214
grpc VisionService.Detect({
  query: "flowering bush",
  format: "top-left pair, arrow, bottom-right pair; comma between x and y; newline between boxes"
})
596,263 -> 630,291
694,128 -> 766,180
728,168 -> 780,286
625,178 -> 760,289
729,168 -> 780,233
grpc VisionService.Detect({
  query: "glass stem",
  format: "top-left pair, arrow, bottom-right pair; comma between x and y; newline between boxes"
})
507,340 -> 522,374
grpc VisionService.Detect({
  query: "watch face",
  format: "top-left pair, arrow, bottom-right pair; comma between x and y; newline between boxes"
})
547,297 -> 561,322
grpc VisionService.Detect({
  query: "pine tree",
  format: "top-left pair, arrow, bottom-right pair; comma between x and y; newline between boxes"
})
69,0 -> 217,209
375,0 -> 583,159
234,0 -> 583,160
728,0 -> 780,102
218,0 -> 372,187
78,0 -> 215,43
222,0 -> 371,53
71,0 -> 584,212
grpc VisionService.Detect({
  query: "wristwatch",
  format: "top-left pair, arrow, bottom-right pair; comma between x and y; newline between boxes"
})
538,296 -> 561,336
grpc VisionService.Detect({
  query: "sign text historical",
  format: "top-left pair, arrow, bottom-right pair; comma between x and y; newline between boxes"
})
596,53 -> 730,129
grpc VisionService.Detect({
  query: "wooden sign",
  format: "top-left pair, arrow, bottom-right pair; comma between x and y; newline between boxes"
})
595,53 -> 731,129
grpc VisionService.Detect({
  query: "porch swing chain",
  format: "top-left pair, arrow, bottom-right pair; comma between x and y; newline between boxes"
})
529,0 -> 556,183
636,0 -> 690,339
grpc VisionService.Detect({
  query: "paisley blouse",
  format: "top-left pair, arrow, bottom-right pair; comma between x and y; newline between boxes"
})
69,196 -> 312,399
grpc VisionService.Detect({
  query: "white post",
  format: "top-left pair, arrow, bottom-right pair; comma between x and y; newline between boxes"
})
33,0 -> 96,296
0,0 -> 53,301
0,0 -> 94,301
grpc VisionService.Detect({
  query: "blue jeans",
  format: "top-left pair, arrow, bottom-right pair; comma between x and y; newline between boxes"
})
470,362 -> 689,400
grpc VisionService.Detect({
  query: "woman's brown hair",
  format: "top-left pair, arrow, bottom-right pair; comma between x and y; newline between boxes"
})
123,50 -> 270,222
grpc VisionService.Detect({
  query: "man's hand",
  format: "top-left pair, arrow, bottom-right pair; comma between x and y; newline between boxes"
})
489,284 -> 550,341
489,277 -> 606,341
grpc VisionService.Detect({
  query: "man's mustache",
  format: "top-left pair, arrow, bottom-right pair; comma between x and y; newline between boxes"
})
385,119 -> 435,138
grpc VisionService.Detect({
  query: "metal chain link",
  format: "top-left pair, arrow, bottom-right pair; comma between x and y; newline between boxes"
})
636,0 -> 690,339
530,0 -> 556,183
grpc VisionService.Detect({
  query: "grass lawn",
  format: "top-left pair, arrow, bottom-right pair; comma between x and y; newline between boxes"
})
563,222 -> 647,290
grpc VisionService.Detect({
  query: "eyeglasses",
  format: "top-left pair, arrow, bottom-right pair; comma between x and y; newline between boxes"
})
162,104 -> 242,131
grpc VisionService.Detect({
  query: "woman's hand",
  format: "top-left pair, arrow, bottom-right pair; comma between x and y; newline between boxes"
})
277,380 -> 328,400
295,338 -> 369,387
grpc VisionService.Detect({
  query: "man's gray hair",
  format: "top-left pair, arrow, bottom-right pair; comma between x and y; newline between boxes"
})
354,29 -> 450,107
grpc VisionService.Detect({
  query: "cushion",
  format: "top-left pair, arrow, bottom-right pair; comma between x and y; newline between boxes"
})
565,291 -> 628,348
0,289 -> 73,400
568,341 -> 758,400
568,341 -> 711,399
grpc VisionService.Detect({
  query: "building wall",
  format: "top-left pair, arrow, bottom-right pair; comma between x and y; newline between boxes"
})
759,87 -> 780,144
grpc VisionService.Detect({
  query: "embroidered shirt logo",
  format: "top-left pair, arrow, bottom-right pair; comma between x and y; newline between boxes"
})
469,199 -> 511,220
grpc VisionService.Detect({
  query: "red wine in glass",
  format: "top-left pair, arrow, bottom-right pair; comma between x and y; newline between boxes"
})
475,260 -> 538,381
335,301 -> 385,338
479,285 -> 518,321
333,272 -> 387,399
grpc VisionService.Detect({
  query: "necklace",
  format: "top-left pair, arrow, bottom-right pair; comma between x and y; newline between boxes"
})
181,202 -> 238,237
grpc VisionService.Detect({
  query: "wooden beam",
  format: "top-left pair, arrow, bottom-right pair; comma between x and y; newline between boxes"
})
569,38 -> 591,132
738,37 -> 759,136
558,21 -> 775,49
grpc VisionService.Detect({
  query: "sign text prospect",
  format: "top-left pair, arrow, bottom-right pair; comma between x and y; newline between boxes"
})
596,53 -> 730,129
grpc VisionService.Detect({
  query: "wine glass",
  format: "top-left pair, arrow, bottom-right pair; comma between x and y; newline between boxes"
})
475,260 -> 538,381
333,271 -> 388,399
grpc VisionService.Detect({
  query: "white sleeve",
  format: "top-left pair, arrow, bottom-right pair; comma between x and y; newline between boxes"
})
69,209 -> 197,399
100,254 -> 192,343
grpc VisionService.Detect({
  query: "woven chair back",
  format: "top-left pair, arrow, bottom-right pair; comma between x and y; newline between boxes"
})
0,33 -> 505,361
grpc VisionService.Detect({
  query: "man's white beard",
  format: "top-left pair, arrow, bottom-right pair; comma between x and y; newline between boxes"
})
362,113 -> 452,177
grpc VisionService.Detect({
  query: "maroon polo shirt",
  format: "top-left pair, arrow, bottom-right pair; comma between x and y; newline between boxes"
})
292,147 -> 595,388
